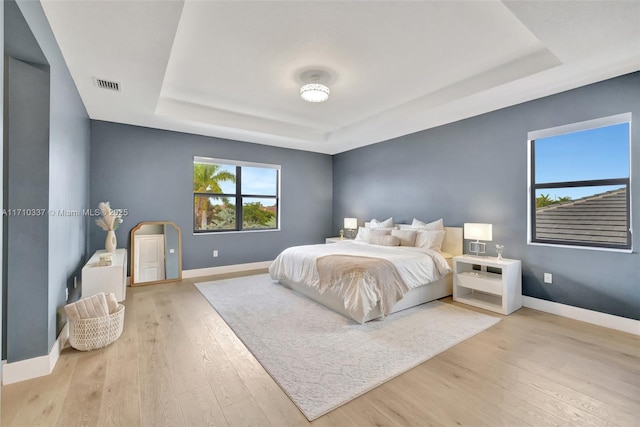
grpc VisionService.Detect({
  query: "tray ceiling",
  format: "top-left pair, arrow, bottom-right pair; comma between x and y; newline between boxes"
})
41,0 -> 640,154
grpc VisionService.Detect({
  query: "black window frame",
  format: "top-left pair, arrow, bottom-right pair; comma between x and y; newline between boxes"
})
193,157 -> 280,233
528,113 -> 632,251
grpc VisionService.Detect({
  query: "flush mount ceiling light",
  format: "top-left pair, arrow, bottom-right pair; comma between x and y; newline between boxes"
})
300,74 -> 330,103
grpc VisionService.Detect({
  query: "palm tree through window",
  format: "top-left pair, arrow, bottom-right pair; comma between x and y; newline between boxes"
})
193,157 -> 280,232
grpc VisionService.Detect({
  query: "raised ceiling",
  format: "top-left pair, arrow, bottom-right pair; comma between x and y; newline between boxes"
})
41,0 -> 640,154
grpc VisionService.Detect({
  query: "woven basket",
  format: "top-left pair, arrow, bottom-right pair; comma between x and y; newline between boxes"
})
68,304 -> 125,351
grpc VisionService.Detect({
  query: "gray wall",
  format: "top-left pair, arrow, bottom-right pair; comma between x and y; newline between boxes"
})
1,0 -> 5,402
90,121 -> 333,271
334,72 -> 640,320
3,0 -> 90,362
164,223 -> 180,279
5,56 -> 50,362
31,0 -> 92,343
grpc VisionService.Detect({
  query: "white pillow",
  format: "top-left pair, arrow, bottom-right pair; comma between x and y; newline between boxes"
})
355,227 -> 393,241
369,234 -> 400,246
369,228 -> 392,237
415,230 -> 446,251
354,227 -> 369,241
368,217 -> 394,229
391,229 -> 417,247
411,218 -> 444,230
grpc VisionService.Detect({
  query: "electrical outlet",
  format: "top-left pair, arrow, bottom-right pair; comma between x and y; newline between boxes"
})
213,250 -> 219,258
544,273 -> 553,284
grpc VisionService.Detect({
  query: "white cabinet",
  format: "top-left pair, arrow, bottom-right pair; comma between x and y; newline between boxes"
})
453,255 -> 522,315
82,249 -> 127,302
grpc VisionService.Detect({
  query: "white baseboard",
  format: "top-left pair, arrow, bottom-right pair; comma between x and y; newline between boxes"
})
2,322 -> 69,385
182,260 -> 272,280
522,296 -> 640,336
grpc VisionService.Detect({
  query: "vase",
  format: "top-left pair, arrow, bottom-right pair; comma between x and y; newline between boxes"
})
105,230 -> 117,253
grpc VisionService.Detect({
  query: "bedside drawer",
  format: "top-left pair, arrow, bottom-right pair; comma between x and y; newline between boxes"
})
456,272 -> 503,295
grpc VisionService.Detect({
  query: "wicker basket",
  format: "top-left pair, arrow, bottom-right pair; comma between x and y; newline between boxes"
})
68,304 -> 125,351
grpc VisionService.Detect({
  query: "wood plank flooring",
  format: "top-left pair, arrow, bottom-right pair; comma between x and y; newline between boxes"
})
3,270 -> 639,426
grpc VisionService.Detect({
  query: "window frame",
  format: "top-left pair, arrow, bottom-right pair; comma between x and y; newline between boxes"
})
527,113 -> 632,251
193,156 -> 281,233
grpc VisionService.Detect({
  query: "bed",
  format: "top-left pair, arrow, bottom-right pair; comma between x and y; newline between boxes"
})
269,226 -> 463,323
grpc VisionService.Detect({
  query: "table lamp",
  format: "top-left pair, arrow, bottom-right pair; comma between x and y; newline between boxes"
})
464,223 -> 492,257
344,218 -> 358,239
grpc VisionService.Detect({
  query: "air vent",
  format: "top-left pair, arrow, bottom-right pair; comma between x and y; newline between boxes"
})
93,77 -> 121,92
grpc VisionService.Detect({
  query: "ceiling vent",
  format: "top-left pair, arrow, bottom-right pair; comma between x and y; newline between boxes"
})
93,77 -> 121,92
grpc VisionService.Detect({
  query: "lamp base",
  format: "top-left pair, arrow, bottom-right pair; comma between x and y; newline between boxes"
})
345,228 -> 356,239
468,241 -> 486,257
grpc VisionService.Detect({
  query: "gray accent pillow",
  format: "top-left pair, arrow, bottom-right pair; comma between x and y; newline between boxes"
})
391,229 -> 417,246
368,234 -> 400,246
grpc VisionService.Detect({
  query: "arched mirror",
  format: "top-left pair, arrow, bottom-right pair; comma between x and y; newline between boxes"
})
130,221 -> 182,286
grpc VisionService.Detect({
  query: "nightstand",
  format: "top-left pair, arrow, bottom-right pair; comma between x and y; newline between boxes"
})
325,237 -> 348,243
453,255 -> 522,315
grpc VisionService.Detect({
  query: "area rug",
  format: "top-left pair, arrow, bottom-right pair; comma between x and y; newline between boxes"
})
196,274 -> 500,420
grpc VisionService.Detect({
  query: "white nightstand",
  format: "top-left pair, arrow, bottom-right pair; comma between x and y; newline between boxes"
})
325,237 -> 348,243
453,255 -> 522,315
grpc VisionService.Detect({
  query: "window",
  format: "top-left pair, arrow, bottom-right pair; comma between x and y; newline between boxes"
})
193,157 -> 280,232
528,113 -> 631,250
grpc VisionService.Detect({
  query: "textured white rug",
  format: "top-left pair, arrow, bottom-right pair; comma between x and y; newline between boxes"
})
196,274 -> 500,420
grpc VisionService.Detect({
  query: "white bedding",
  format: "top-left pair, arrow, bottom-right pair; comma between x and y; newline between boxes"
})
268,240 -> 451,322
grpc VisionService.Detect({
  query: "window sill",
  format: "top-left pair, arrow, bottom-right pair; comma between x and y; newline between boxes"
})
527,241 -> 633,254
193,228 -> 281,236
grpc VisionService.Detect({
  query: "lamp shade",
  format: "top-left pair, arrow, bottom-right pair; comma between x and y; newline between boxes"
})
344,218 -> 358,229
464,223 -> 492,241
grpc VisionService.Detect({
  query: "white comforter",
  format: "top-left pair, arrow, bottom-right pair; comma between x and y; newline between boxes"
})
268,241 -> 451,321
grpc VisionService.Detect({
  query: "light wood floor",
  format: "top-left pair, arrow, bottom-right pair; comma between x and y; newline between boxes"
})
2,270 -> 639,426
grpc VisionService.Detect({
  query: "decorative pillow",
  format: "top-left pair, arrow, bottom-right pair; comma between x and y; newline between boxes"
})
411,218 -> 444,230
415,230 -> 446,251
355,227 -> 393,241
395,224 -> 413,230
368,217 -> 394,229
368,234 -> 400,246
391,229 -> 417,247
354,227 -> 369,241
369,228 -> 392,237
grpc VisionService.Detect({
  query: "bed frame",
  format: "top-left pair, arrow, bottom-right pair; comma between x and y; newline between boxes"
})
278,226 -> 463,322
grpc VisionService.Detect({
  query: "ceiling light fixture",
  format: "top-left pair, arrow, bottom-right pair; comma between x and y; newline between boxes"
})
300,74 -> 330,103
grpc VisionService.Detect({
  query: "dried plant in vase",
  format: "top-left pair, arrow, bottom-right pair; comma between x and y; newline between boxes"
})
95,202 -> 123,252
